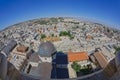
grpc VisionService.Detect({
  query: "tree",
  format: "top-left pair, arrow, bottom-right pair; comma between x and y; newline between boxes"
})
70,36 -> 74,40
58,50 -> 63,53
72,62 -> 81,72
41,34 -> 46,39
59,31 -> 68,36
59,31 -> 74,40
80,65 -> 92,75
114,46 -> 120,54
59,31 -> 71,36
51,34 -> 54,37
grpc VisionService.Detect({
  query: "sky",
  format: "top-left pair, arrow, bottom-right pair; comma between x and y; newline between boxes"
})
0,0 -> 120,30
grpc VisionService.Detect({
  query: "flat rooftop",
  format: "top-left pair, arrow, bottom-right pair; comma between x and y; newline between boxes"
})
29,62 -> 52,79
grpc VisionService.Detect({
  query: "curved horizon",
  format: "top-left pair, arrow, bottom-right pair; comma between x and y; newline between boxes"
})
1,16 -> 119,31
0,0 -> 120,30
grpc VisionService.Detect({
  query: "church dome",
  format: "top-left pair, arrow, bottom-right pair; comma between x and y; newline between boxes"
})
38,41 -> 56,57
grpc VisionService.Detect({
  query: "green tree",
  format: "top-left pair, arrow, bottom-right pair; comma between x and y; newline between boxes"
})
70,36 -> 74,40
59,31 -> 71,36
59,31 -> 68,36
72,62 -> 81,72
51,34 -> 54,37
41,34 -> 46,39
58,50 -> 63,53
80,65 -> 92,75
114,46 -> 120,54
59,31 -> 74,40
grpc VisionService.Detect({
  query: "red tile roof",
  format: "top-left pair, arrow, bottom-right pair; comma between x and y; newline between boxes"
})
68,52 -> 89,62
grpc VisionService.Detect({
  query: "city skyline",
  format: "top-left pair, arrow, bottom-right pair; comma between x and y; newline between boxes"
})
0,0 -> 120,30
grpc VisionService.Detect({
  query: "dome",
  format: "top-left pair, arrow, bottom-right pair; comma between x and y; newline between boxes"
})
38,41 -> 56,57
115,51 -> 120,68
